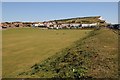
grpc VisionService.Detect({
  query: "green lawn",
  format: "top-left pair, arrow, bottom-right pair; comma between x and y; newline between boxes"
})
2,28 -> 92,78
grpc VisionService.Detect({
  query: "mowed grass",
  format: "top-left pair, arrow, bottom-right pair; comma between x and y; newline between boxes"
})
2,28 -> 92,78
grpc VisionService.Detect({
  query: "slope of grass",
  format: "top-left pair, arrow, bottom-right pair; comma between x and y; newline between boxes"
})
18,28 -> 118,78
51,16 -> 102,24
82,28 -> 118,78
2,28 -> 92,78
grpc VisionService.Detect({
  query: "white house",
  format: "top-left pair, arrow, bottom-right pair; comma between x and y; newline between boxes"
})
34,24 -> 39,27
99,16 -> 104,20
82,24 -> 90,27
33,23 -> 45,27
89,23 -> 97,26
71,24 -> 80,27
82,23 -> 97,27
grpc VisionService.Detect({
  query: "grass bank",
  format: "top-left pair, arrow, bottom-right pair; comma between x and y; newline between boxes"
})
19,28 -> 118,78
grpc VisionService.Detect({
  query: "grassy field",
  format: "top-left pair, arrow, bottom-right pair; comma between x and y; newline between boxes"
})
19,28 -> 118,78
2,28 -> 92,78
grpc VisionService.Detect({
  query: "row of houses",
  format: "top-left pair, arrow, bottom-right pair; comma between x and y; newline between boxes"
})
1,22 -> 34,29
1,22 -> 119,30
1,16 -> 107,29
32,16 -> 106,29
0,22 -> 100,29
33,22 -> 99,29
